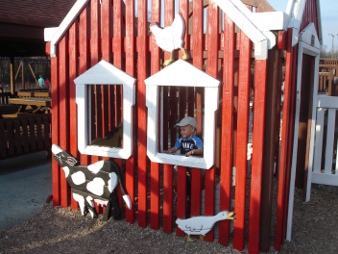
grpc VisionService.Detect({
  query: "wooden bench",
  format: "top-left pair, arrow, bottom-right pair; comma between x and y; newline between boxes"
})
16,91 -> 33,97
16,89 -> 50,98
8,97 -> 52,114
33,91 -> 51,98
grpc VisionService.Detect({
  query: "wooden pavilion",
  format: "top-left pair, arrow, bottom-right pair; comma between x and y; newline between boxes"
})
0,0 -> 75,93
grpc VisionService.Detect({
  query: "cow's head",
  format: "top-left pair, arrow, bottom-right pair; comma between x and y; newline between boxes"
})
52,144 -> 78,167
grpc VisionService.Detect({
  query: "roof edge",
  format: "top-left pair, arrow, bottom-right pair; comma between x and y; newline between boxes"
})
216,0 -> 276,60
46,0 -> 89,57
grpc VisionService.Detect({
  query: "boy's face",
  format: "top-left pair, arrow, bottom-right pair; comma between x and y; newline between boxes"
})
179,125 -> 195,138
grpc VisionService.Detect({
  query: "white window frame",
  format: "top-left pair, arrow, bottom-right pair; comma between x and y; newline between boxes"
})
145,60 -> 220,169
74,60 -> 136,159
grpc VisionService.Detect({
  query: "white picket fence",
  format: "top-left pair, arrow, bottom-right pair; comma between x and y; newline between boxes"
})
311,95 -> 338,187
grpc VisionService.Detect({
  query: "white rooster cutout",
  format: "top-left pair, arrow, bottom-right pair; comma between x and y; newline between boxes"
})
176,211 -> 236,242
150,13 -> 190,67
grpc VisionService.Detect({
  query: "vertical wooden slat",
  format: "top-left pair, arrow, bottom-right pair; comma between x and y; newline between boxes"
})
169,88 -> 177,148
35,117 -> 43,150
177,0 -> 189,123
101,0 -> 112,144
90,0 -> 100,66
111,0 -> 124,217
99,0 -> 111,141
43,115 -> 51,153
248,59 -> 268,254
192,0 -> 204,133
163,0 -> 174,66
178,0 -> 189,120
28,118 -> 36,152
13,118 -> 22,154
150,161 -> 160,229
312,108 -> 324,174
190,0 -> 203,220
324,110 -> 335,172
176,166 -> 188,236
219,13 -> 235,245
90,0 -> 100,164
275,27 -> 295,250
21,117 -> 29,153
204,0 -> 219,243
161,0 -> 175,234
149,0 -> 161,230
102,0 -> 112,62
259,48 -> 281,252
59,35 -> 70,208
124,0 -> 135,224
233,30 -> 251,251
163,163 -> 173,232
79,5 -> 90,166
281,44 -> 298,246
6,121 -> 15,156
51,53 -> 60,206
125,0 -> 137,223
69,20 -> 79,210
179,0 -> 194,119
137,0 -> 148,227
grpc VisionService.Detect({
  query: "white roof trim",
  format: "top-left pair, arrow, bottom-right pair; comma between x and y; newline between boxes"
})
47,0 -> 89,57
44,27 -> 58,42
286,0 -> 306,46
215,0 -> 275,60
145,59 -> 220,87
299,23 -> 321,51
253,12 -> 290,31
316,0 -> 323,46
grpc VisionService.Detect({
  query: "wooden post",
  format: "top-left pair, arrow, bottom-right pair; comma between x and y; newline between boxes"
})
10,57 -> 15,94
27,63 -> 38,87
21,60 -> 24,89
259,47 -> 282,252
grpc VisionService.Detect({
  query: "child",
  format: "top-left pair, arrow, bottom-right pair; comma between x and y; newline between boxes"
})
163,116 -> 203,156
163,116 -> 203,216
38,75 -> 45,88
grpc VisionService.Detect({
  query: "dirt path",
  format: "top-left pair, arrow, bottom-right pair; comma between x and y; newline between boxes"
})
0,187 -> 337,254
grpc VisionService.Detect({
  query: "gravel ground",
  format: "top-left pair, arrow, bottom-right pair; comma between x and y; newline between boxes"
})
0,187 -> 337,254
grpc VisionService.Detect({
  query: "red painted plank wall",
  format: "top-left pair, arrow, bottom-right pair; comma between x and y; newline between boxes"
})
49,1 -> 294,253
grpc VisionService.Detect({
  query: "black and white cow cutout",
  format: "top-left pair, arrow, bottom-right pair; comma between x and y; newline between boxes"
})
52,144 -> 132,221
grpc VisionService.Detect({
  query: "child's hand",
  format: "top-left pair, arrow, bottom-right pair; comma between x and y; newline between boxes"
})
162,150 -> 173,154
185,150 -> 194,157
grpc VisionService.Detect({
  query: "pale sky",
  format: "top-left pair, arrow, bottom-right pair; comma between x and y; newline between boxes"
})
268,0 -> 338,52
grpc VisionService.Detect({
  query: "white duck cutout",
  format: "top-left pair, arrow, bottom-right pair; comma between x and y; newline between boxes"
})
176,211 -> 235,242
150,13 -> 190,67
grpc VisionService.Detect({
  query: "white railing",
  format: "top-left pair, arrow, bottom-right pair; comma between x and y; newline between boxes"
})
311,95 -> 338,186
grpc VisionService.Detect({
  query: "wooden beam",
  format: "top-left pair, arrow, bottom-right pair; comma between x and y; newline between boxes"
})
241,0 -> 275,12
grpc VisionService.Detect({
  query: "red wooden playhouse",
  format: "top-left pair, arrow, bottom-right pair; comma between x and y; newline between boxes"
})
45,0 -> 323,253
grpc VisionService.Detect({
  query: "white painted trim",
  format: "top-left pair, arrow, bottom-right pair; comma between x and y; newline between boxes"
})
74,60 -> 136,159
48,0 -> 89,57
287,0 -> 306,46
286,24 -> 320,241
316,0 -> 323,47
145,60 -> 220,169
215,0 -> 275,60
254,12 -> 290,31
44,27 -> 58,41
